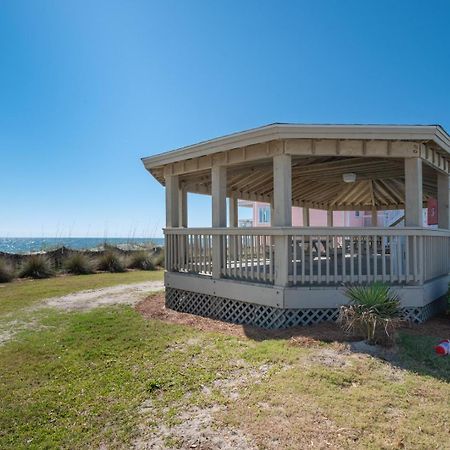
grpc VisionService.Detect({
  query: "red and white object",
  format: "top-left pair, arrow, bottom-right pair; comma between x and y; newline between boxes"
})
434,340 -> 450,356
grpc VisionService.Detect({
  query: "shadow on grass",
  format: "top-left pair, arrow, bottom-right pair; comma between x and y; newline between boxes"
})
242,314 -> 450,383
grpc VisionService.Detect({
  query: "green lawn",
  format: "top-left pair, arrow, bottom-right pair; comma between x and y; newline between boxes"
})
0,274 -> 449,449
0,270 -> 163,316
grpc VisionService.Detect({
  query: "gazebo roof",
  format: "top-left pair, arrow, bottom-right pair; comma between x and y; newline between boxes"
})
142,124 -> 450,211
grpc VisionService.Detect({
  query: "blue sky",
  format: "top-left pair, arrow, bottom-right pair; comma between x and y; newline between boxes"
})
1,0 -> 449,237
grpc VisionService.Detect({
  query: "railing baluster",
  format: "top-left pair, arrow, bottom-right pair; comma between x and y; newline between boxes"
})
373,234 -> 377,282
396,236 -> 402,283
293,237 -> 298,284
333,236 -> 338,283
350,235 -> 354,283
365,236 -> 370,283
342,235 -> 347,283
301,236 -> 306,285
269,236 -> 273,282
317,235 -> 322,284
405,235 -> 410,282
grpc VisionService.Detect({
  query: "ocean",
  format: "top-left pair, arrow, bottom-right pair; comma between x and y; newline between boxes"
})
0,237 -> 165,254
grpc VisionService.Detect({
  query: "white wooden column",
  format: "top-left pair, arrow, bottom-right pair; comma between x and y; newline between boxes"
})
165,174 -> 180,228
371,208 -> 378,227
303,207 -> 310,227
404,158 -> 423,227
437,172 -> 450,229
273,154 -> 292,286
228,192 -> 238,227
273,154 -> 292,227
179,187 -> 187,227
327,210 -> 333,227
211,165 -> 227,278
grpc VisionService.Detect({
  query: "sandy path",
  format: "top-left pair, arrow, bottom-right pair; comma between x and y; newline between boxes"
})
0,281 -> 164,345
41,281 -> 164,311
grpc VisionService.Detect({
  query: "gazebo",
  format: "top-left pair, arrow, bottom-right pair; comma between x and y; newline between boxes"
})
142,124 -> 450,328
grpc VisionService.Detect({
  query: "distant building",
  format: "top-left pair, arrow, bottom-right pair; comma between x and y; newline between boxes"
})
238,200 -> 405,227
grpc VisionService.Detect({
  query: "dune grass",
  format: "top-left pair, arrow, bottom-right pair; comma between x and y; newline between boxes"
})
0,270 -> 163,316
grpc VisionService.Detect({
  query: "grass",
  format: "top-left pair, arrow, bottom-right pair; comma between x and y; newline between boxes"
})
0,274 -> 449,449
0,270 -> 163,316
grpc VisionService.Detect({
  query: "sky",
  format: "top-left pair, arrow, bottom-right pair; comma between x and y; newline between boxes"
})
1,0 -> 450,238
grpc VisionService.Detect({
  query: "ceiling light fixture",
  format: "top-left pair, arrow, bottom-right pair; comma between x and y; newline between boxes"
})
342,173 -> 356,183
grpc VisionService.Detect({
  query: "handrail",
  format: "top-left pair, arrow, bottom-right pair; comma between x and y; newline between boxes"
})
389,215 -> 405,227
164,226 -> 450,237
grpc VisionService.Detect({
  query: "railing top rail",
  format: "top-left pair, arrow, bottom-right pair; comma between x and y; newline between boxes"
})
164,226 -> 450,237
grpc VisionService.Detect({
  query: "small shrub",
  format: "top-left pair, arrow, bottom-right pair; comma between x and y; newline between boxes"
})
64,253 -> 96,275
338,283 -> 403,345
97,251 -> 126,273
128,252 -> 155,271
19,255 -> 54,279
0,259 -> 14,283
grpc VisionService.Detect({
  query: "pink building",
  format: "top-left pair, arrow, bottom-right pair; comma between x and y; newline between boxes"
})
239,201 -> 403,228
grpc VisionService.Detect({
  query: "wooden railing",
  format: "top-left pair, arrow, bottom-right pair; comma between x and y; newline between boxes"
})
165,227 -> 450,286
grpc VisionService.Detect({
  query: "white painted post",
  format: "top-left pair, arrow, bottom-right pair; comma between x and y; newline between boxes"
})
178,187 -> 188,268
437,173 -> 450,229
404,158 -> 423,280
303,207 -> 310,227
404,158 -> 423,227
371,208 -> 378,227
273,154 -> 292,227
327,210 -> 333,227
211,165 -> 227,278
179,187 -> 188,227
273,154 -> 292,287
228,192 -> 238,227
165,174 -> 180,228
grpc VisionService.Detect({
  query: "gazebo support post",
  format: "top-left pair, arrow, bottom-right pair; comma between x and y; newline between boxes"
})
228,192 -> 238,227
165,174 -> 180,228
273,154 -> 292,286
303,207 -> 310,227
179,187 -> 187,227
371,208 -> 378,227
437,173 -> 450,229
211,165 -> 227,278
327,210 -> 333,227
404,158 -> 423,227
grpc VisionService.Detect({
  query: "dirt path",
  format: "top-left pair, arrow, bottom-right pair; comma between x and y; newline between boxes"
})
0,281 -> 164,346
41,280 -> 164,311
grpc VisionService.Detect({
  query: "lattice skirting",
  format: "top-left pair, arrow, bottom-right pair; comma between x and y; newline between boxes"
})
401,295 -> 448,324
166,287 -> 446,328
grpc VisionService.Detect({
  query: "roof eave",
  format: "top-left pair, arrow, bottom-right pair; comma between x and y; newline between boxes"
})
141,124 -> 450,170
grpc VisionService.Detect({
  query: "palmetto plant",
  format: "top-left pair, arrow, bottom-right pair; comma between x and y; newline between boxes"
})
338,283 -> 403,345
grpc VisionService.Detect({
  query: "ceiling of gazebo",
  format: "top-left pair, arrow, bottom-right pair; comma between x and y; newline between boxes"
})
179,156 -> 438,211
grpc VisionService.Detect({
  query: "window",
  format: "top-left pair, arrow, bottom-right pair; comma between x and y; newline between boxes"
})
355,211 -> 360,217
258,206 -> 271,224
